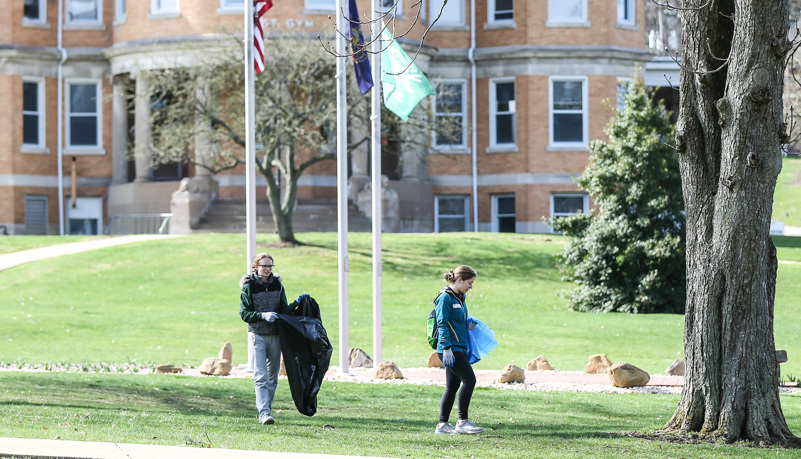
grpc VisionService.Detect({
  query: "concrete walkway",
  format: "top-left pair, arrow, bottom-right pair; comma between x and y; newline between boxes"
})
0,437 -> 385,459
0,234 -> 183,271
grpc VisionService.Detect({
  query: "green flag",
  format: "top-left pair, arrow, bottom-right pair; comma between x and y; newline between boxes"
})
381,27 -> 435,120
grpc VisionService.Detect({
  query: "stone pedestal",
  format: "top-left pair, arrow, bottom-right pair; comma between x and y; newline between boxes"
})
356,176 -> 400,232
169,177 -> 215,234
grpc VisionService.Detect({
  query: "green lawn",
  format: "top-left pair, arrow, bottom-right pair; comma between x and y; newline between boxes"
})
2,371 -> 800,458
1,232 -> 800,377
2,233 -> 801,457
774,155 -> 801,227
0,235 -> 95,254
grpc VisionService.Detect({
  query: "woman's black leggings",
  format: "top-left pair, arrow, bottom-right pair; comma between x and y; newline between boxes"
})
437,350 -> 476,423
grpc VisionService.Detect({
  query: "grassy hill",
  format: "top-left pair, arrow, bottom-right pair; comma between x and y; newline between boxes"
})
2,232 -> 800,379
774,155 -> 801,227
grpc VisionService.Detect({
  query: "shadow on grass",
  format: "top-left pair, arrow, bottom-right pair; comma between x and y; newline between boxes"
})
774,236 -> 801,249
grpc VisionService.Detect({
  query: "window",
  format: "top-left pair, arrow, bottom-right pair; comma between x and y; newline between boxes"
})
220,0 -> 242,9
490,0 -> 514,22
617,0 -> 635,26
116,0 -> 126,21
551,193 -> 589,229
435,196 -> 469,232
66,0 -> 101,23
305,0 -> 335,10
66,80 -> 102,150
151,0 -> 178,15
24,0 -> 46,22
433,80 -> 467,149
493,194 -> 516,233
548,0 -> 586,24
23,79 -> 45,149
490,79 -> 515,147
550,77 -> 587,146
66,197 -> 102,235
25,195 -> 48,235
378,0 -> 402,15
429,0 -> 464,27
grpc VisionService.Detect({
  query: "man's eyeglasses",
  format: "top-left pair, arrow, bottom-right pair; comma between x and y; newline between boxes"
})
258,264 -> 274,269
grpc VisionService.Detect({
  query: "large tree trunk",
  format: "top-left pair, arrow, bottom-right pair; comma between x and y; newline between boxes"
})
660,0 -> 798,445
261,149 -> 298,245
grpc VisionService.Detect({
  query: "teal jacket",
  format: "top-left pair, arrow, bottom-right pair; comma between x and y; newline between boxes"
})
434,287 -> 468,353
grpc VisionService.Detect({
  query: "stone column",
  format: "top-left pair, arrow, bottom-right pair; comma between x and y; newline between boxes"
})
111,75 -> 130,184
400,117 -> 427,181
192,76 -> 217,198
133,72 -> 153,182
348,119 -> 370,203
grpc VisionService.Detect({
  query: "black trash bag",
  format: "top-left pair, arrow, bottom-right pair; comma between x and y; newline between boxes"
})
277,295 -> 332,416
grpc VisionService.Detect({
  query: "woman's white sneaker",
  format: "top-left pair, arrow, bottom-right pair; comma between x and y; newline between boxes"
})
454,419 -> 484,434
434,422 -> 457,434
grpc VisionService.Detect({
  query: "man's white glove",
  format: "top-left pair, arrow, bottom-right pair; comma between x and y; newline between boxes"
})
261,312 -> 278,323
442,348 -> 454,367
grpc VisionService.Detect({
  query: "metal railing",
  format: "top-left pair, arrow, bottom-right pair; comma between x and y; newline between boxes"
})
105,213 -> 172,235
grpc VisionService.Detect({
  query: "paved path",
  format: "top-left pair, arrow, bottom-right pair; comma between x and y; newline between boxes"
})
0,234 -> 183,271
0,437 -> 384,459
784,225 -> 801,236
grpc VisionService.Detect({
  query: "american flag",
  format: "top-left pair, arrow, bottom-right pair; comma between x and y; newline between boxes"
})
253,0 -> 273,75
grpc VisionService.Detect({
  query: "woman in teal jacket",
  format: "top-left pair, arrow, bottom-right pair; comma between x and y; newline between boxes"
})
434,265 -> 484,435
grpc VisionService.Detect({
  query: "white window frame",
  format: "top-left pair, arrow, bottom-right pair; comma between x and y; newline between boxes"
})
491,194 -> 516,233
151,0 -> 179,16
65,0 -> 102,26
489,78 -> 516,149
22,78 -> 46,152
435,195 -> 470,233
550,193 -> 589,232
488,0 -> 514,24
549,76 -> 588,148
305,0 -> 335,12
65,79 -> 103,153
218,0 -> 243,13
429,0 -> 465,28
432,79 -> 468,150
115,0 -> 126,22
617,0 -> 635,27
23,0 -> 47,23
547,0 -> 587,25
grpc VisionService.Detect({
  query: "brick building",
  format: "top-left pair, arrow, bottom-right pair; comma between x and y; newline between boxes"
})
0,0 -> 675,235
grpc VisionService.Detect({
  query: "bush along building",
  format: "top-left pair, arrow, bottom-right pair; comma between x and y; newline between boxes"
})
0,0 -> 678,235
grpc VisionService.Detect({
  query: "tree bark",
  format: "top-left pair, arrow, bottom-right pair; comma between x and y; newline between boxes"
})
260,147 -> 297,245
660,0 -> 799,445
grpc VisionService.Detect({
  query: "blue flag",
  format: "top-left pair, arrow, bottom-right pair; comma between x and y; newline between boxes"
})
345,0 -> 373,94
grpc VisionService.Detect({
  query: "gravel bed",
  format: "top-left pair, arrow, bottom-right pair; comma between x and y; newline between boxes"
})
3,363 -> 799,396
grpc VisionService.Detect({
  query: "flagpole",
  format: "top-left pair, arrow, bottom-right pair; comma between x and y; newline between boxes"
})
336,0 -> 350,375
244,0 -> 258,372
371,3 -> 383,365
244,1 -> 257,270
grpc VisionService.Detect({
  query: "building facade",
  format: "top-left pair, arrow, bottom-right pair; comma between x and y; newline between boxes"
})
0,0 -> 673,235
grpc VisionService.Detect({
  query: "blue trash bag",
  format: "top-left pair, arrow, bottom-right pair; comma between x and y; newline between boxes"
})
466,315 -> 498,365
